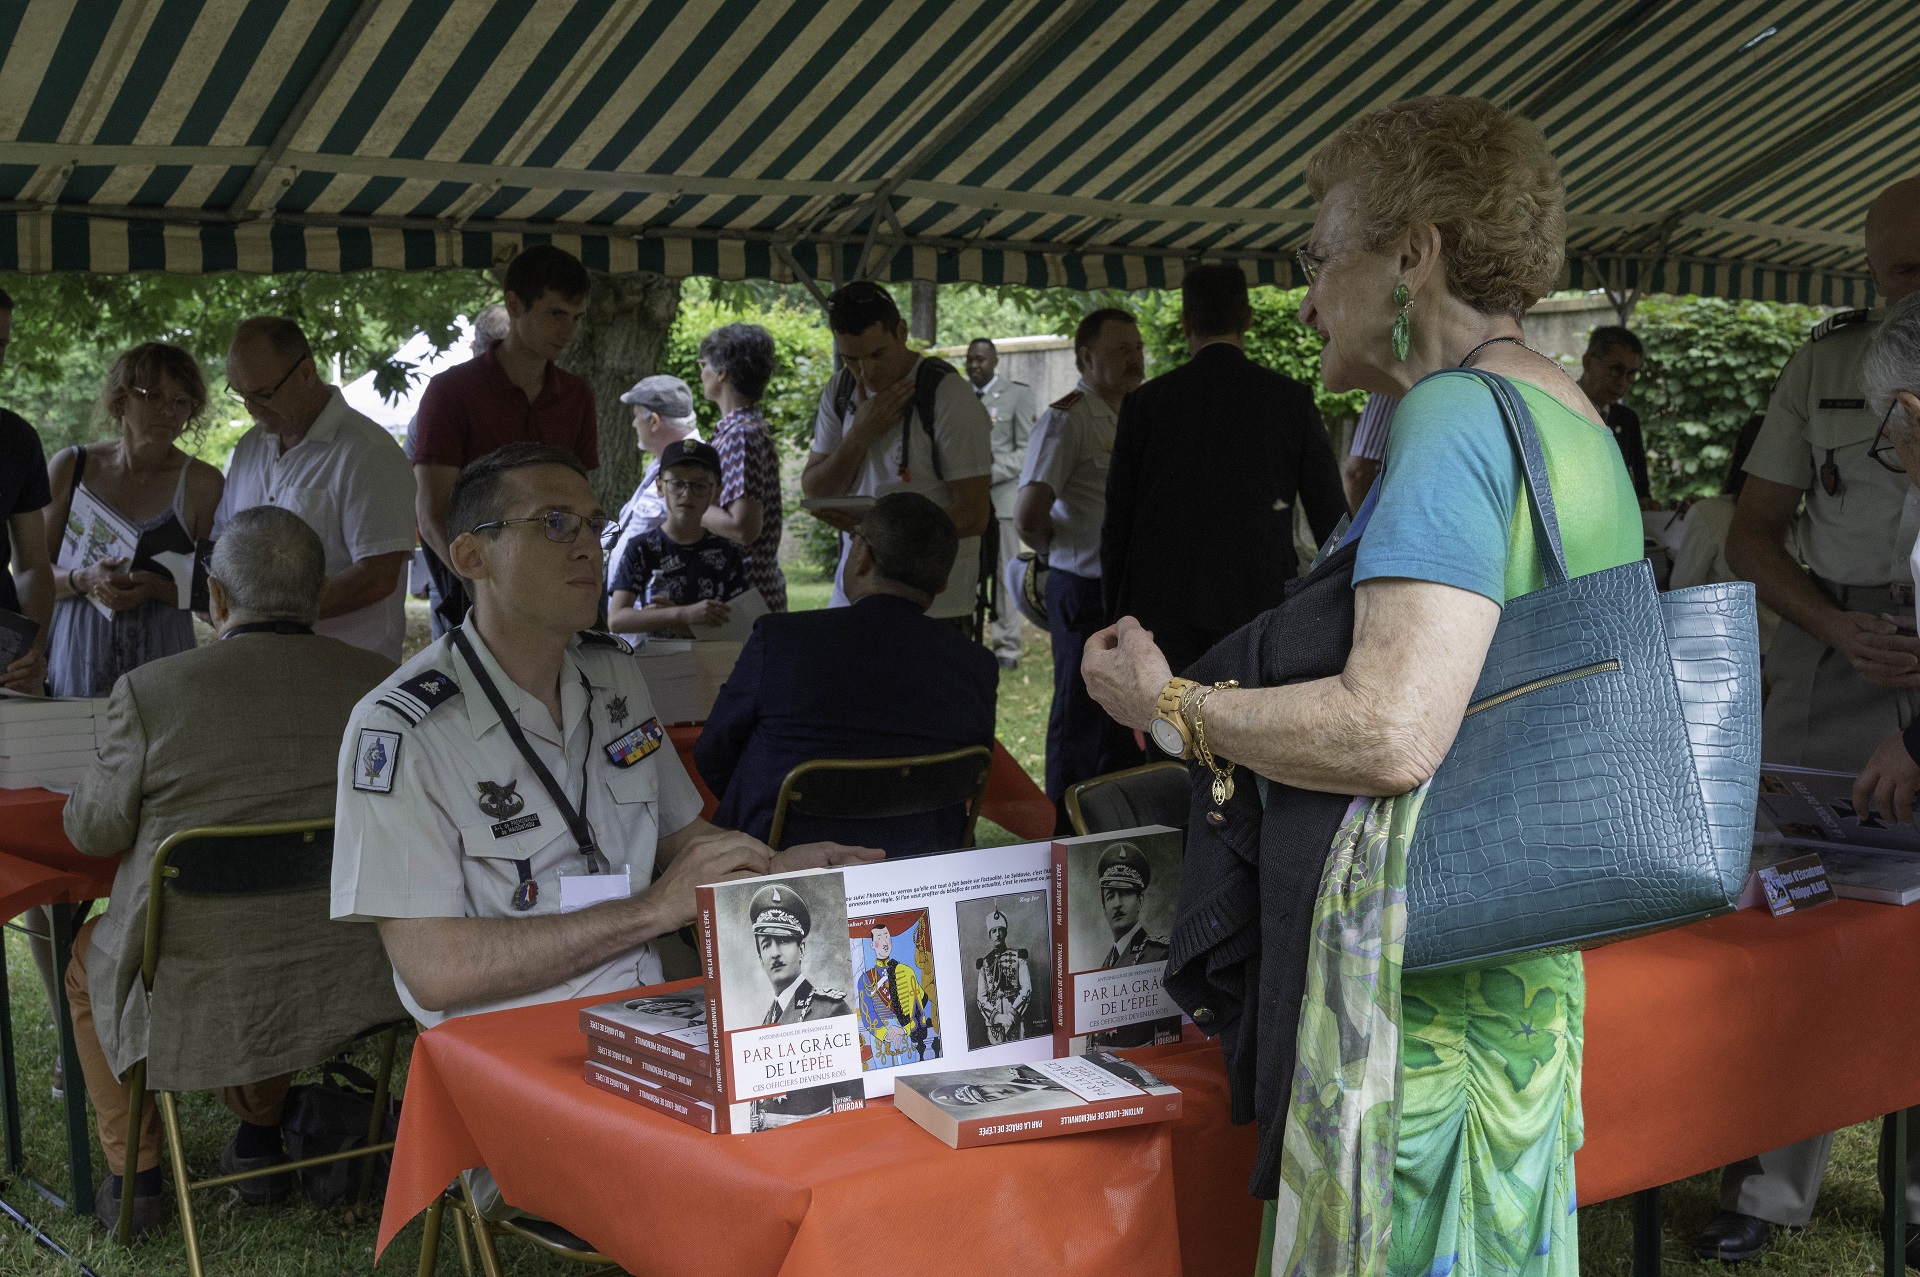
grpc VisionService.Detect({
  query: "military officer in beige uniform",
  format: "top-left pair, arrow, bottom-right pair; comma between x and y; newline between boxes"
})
331,443 -> 878,1224
1704,174 -> 1920,1265
968,339 -> 1036,667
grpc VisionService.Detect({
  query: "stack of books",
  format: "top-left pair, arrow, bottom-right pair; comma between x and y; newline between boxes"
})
578,977 -> 719,1133
0,691 -> 107,790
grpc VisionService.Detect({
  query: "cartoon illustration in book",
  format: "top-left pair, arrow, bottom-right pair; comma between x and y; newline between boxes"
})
850,909 -> 941,1069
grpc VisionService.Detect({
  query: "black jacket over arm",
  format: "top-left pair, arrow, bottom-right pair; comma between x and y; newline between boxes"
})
1101,343 -> 1345,635
1163,537 -> 1359,1200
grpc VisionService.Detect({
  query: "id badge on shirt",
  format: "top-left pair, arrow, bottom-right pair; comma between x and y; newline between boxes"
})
559,865 -> 632,913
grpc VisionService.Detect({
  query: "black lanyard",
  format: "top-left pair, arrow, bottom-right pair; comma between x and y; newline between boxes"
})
451,630 -> 604,908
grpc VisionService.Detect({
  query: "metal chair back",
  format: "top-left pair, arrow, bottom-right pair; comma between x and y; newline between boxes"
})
141,820 -> 336,987
1065,761 -> 1192,837
766,746 -> 995,851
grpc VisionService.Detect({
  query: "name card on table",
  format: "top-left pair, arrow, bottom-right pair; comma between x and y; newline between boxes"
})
1751,853 -> 1834,917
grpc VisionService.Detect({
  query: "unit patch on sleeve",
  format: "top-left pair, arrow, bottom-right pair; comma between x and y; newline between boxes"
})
353,729 -> 402,794
605,717 -> 665,768
376,669 -> 460,725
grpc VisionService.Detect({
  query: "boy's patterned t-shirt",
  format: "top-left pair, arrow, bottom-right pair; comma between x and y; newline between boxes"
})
611,528 -> 750,608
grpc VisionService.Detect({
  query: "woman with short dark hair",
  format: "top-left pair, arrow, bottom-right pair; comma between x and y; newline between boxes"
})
697,322 -> 786,611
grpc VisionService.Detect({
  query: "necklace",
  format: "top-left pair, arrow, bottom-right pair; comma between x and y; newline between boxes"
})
1457,335 -> 1539,368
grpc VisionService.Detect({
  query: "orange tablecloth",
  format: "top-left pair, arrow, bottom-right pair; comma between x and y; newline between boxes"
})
0,788 -> 117,916
1574,899 -> 1920,1204
378,996 -> 1258,1276
377,900 -> 1920,1274
665,727 -> 1057,841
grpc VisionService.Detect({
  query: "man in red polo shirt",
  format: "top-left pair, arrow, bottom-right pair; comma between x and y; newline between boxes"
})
412,244 -> 598,628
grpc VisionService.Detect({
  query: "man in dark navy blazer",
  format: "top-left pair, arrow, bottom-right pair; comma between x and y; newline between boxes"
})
696,492 -> 998,856
1101,264 -> 1346,677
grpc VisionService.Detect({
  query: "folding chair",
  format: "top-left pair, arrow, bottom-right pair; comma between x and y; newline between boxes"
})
417,1177 -> 619,1277
765,746 -> 995,851
118,819 -> 407,1276
1065,761 -> 1192,837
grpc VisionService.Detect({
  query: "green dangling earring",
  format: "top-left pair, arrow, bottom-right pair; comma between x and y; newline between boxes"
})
1391,282 -> 1412,361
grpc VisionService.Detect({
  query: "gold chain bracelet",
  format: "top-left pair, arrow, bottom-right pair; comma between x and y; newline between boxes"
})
1188,680 -> 1239,817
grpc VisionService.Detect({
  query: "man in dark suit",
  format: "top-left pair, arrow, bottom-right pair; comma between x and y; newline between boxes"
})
1101,263 -> 1346,676
696,492 -> 998,855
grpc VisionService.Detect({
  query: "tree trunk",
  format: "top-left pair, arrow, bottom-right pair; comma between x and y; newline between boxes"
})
910,279 -> 937,344
558,271 -> 680,513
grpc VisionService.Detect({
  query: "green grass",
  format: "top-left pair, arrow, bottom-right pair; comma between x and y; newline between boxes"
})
14,570 -> 1900,1273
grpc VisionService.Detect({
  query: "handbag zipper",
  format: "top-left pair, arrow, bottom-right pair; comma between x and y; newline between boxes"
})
1464,659 -> 1621,718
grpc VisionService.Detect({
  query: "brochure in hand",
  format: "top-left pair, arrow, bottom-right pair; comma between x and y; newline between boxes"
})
56,487 -> 140,621
893,1050 -> 1182,1149
1052,827 -> 1185,1056
695,840 -> 1059,1134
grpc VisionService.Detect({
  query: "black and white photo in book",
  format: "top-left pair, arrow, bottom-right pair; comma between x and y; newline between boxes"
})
1062,830 -> 1183,1050
621,989 -> 706,1031
955,889 -> 1052,1050
709,873 -> 864,1130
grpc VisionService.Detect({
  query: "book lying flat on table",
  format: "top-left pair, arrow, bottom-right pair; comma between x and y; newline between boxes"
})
1748,767 -> 1920,907
581,1057 -> 719,1133
893,1050 -> 1183,1149
579,978 -> 716,1101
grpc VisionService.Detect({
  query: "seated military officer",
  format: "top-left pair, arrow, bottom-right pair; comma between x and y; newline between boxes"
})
333,442 -> 879,1023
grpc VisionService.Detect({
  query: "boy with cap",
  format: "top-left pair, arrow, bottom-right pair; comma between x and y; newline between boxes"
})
604,374 -> 701,591
607,438 -> 750,637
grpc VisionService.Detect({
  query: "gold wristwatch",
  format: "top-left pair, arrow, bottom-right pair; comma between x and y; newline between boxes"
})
1148,677 -> 1200,759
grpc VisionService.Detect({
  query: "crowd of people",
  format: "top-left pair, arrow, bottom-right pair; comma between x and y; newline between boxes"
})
1,91 -> 1919,1276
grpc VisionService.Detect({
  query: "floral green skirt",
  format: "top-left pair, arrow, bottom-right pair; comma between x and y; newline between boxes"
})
1256,792 -> 1583,1277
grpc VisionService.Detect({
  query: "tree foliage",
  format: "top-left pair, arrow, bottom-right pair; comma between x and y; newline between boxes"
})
1625,296 -> 1825,502
0,269 -> 495,457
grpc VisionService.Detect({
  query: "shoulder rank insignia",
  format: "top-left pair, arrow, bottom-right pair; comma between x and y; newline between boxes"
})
1810,308 -> 1870,341
606,716 -> 664,768
376,669 -> 459,726
1050,390 -> 1083,412
578,630 -> 634,654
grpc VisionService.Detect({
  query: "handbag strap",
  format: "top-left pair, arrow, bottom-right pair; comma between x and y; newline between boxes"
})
1440,367 -> 1572,587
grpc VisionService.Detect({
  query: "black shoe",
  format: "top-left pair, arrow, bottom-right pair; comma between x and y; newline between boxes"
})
1695,1210 -> 1775,1262
219,1133 -> 295,1205
996,656 -> 1019,670
94,1174 -> 165,1243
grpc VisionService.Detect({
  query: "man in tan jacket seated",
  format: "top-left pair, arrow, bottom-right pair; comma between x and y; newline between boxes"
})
63,506 -> 401,1238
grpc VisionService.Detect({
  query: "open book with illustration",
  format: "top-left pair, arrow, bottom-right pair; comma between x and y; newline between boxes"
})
694,839 -> 1084,1134
1752,767 -> 1920,905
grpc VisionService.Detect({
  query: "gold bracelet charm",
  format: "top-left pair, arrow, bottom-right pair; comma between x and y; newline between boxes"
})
1189,681 -> 1239,821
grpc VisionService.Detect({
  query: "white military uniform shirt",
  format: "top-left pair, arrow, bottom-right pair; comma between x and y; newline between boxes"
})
330,620 -> 706,1027
214,388 -> 417,660
977,375 -> 1036,520
1743,309 -> 1920,586
811,358 -> 993,618
1019,380 -> 1117,579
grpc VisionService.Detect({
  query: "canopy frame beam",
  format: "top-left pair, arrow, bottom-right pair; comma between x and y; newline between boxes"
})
226,0 -> 387,217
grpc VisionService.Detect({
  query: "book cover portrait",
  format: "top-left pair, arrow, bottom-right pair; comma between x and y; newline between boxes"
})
1060,830 -> 1183,1052
850,908 -> 942,1070
709,873 -> 864,1130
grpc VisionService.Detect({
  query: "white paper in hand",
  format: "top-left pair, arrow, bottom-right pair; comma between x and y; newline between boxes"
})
560,866 -> 632,913
690,589 -> 769,642
150,550 -> 195,611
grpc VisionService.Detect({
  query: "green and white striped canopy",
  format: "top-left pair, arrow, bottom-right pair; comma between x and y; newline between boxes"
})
0,0 -> 1909,306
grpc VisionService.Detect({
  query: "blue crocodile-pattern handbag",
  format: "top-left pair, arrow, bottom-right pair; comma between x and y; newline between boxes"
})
1401,370 -> 1762,971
